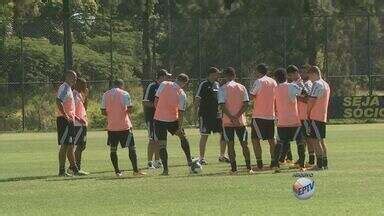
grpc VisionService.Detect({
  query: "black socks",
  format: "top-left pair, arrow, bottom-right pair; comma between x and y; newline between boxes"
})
128,148 -> 139,172
159,148 -> 168,173
110,152 -> 119,173
180,137 -> 192,164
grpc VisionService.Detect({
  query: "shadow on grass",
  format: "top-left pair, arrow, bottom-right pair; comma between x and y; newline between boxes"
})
0,164 -> 303,183
0,175 -> 58,183
0,164 -> 190,183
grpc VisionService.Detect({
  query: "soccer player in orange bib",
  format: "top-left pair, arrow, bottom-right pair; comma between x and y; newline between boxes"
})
101,79 -> 145,177
285,65 -> 312,169
249,63 -> 277,170
307,66 -> 330,170
218,67 -> 253,174
153,73 -> 198,175
142,69 -> 172,170
71,77 -> 90,175
56,70 -> 83,176
271,68 -> 302,173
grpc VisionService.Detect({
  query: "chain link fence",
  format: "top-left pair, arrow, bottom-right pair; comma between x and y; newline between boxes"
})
1,15 -> 384,131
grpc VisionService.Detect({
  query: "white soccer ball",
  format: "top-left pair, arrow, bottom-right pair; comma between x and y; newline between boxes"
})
292,177 -> 315,200
190,161 -> 203,174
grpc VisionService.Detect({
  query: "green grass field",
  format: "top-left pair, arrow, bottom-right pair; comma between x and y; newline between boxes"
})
1,124 -> 384,216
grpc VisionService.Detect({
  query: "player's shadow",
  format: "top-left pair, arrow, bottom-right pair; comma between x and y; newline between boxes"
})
0,164 -> 190,183
0,175 -> 58,183
0,164 -> 302,183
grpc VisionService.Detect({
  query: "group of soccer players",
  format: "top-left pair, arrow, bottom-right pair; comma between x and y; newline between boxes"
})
55,62 -> 330,176
193,64 -> 330,174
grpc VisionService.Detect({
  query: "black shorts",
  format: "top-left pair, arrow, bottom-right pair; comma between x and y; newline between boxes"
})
309,120 -> 326,139
153,120 -> 180,141
277,127 -> 301,142
145,119 -> 155,140
199,116 -> 222,135
222,126 -> 248,142
107,130 -> 135,148
251,118 -> 275,140
74,126 -> 87,146
296,120 -> 310,141
57,117 -> 75,145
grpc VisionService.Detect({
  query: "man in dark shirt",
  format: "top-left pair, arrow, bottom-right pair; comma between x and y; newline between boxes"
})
143,69 -> 172,170
195,67 -> 229,165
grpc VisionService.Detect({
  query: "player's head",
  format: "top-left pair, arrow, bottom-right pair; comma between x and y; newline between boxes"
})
223,67 -> 236,81
75,77 -> 88,94
207,67 -> 220,81
286,65 -> 300,82
176,73 -> 189,88
65,70 -> 77,86
113,79 -> 125,89
156,69 -> 172,82
255,63 -> 268,78
307,66 -> 322,81
274,68 -> 287,84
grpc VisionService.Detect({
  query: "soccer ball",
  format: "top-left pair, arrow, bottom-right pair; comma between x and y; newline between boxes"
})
190,161 -> 203,174
292,177 -> 315,200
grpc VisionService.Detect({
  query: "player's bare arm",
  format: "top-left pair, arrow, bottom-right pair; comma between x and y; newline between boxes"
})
221,104 -> 237,124
307,97 -> 316,118
56,98 -> 69,120
235,101 -> 248,118
176,110 -> 185,136
154,97 -> 159,108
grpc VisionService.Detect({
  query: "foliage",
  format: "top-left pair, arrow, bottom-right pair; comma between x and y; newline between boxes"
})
1,0 -> 384,131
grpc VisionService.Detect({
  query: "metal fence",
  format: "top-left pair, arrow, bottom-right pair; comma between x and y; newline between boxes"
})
1,15 -> 384,131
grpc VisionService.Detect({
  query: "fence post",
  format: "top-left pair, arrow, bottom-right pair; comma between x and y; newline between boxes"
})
197,17 -> 201,82
63,0 -> 73,74
324,16 -> 328,79
282,16 -> 287,67
167,0 -> 172,74
238,17 -> 242,81
20,19 -> 25,132
109,17 -> 113,87
367,15 -> 372,95
152,18 -> 157,72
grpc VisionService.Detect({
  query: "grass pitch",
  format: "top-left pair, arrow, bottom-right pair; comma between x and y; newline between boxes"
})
1,124 -> 384,216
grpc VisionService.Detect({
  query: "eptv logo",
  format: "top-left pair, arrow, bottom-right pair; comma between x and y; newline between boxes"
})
292,177 -> 315,200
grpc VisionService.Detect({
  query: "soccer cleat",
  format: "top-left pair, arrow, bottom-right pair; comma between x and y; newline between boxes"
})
305,163 -> 315,168
269,162 -> 274,168
58,172 -> 72,177
219,156 -> 230,163
229,170 -> 238,175
286,159 -> 293,164
199,158 -> 208,165
66,168 -> 74,175
248,169 -> 255,175
74,170 -> 89,176
307,165 -> 323,171
289,163 -> 301,169
115,171 -> 123,177
273,167 -> 281,173
160,170 -> 169,176
133,171 -> 146,176
299,167 -> 307,172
